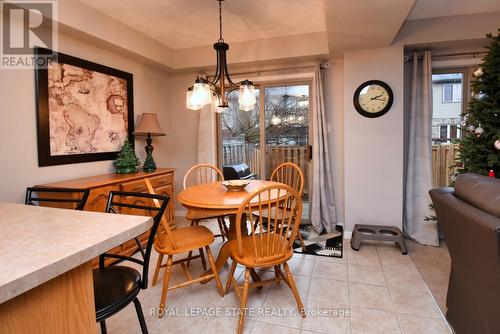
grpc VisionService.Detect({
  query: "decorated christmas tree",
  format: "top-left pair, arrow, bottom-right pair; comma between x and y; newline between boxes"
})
459,30 -> 500,177
113,138 -> 140,174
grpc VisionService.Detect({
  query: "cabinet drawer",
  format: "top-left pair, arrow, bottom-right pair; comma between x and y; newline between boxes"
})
149,173 -> 173,188
120,179 -> 148,193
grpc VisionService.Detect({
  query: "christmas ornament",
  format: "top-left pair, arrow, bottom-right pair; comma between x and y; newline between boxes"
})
113,138 -> 140,174
494,139 -> 500,150
475,93 -> 487,101
473,67 -> 484,77
474,127 -> 484,136
488,170 -> 495,177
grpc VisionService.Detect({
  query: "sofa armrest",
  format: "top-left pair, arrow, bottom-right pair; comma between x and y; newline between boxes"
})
429,187 -> 500,334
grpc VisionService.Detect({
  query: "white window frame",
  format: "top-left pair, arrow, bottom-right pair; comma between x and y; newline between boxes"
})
442,83 -> 462,103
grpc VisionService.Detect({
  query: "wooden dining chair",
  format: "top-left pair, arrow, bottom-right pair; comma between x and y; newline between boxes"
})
94,191 -> 169,334
253,162 -> 306,251
151,181 -> 224,317
25,187 -> 90,210
225,184 -> 306,334
183,163 -> 229,266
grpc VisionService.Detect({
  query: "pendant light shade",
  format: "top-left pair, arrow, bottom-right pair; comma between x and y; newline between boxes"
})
190,77 -> 212,108
238,80 -> 256,111
185,0 -> 256,113
186,86 -> 203,110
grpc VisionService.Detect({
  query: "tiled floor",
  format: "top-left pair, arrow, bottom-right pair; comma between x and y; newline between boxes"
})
407,240 -> 451,314
102,223 -> 452,334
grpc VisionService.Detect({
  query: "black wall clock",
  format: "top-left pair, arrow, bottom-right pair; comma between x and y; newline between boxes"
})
353,80 -> 394,118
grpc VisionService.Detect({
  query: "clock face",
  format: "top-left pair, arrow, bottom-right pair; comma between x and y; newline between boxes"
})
353,80 -> 393,118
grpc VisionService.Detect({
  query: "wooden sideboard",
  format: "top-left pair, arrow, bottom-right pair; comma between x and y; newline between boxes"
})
36,168 -> 175,266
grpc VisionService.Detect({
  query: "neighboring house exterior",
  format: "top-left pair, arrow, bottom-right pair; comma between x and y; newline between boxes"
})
432,73 -> 463,143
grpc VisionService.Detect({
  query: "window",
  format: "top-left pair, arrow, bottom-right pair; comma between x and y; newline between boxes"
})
218,82 -> 311,203
442,83 -> 462,103
432,71 -> 464,144
431,69 -> 469,187
440,125 -> 447,139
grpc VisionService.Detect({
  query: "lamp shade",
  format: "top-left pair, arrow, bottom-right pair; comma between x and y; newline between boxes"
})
134,113 -> 165,136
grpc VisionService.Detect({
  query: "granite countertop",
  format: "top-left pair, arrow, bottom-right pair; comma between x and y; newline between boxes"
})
0,203 -> 153,304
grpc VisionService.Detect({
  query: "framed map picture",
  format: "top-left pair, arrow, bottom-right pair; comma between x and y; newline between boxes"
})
35,47 -> 134,166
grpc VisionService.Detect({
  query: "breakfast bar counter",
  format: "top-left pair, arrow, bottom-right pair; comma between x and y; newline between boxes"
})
0,203 -> 153,333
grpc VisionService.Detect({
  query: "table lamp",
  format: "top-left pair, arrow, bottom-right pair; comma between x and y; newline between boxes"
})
134,113 -> 165,172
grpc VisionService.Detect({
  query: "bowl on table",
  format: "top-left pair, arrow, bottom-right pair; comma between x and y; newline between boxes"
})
222,180 -> 250,191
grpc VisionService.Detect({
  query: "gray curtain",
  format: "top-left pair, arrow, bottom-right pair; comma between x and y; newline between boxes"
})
404,51 -> 438,246
311,64 -> 337,233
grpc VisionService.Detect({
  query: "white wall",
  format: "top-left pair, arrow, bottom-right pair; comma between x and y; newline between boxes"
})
0,30 -> 171,203
343,46 -> 405,233
165,73 -> 202,212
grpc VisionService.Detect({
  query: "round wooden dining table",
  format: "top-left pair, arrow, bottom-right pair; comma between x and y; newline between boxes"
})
177,179 -> 283,279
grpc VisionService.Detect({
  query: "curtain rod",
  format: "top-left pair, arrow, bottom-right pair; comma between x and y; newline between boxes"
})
230,64 -> 320,78
404,51 -> 487,62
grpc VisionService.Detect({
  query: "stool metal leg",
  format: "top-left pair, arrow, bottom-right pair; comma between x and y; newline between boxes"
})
99,320 -> 107,334
133,297 -> 149,334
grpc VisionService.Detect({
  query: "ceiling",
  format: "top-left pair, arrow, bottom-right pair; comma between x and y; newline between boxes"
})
83,0 -> 327,49
83,0 -> 500,52
67,0 -> 500,70
407,0 -> 500,20
324,0 -> 415,54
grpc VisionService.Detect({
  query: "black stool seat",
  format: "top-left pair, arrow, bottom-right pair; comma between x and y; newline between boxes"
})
93,266 -> 142,320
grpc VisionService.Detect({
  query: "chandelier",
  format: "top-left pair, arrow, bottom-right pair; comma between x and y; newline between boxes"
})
186,0 -> 256,112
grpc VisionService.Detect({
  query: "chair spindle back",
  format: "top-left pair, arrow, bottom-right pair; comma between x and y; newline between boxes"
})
270,163 -> 304,197
236,184 -> 302,263
183,163 -> 224,190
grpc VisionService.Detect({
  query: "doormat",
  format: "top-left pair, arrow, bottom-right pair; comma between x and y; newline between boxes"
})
293,224 -> 343,258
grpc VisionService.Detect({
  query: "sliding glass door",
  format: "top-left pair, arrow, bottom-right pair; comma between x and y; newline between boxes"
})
264,85 -> 310,202
220,89 -> 261,177
219,82 -> 312,208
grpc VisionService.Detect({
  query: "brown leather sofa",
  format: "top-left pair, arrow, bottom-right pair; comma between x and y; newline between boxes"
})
430,173 -> 500,334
